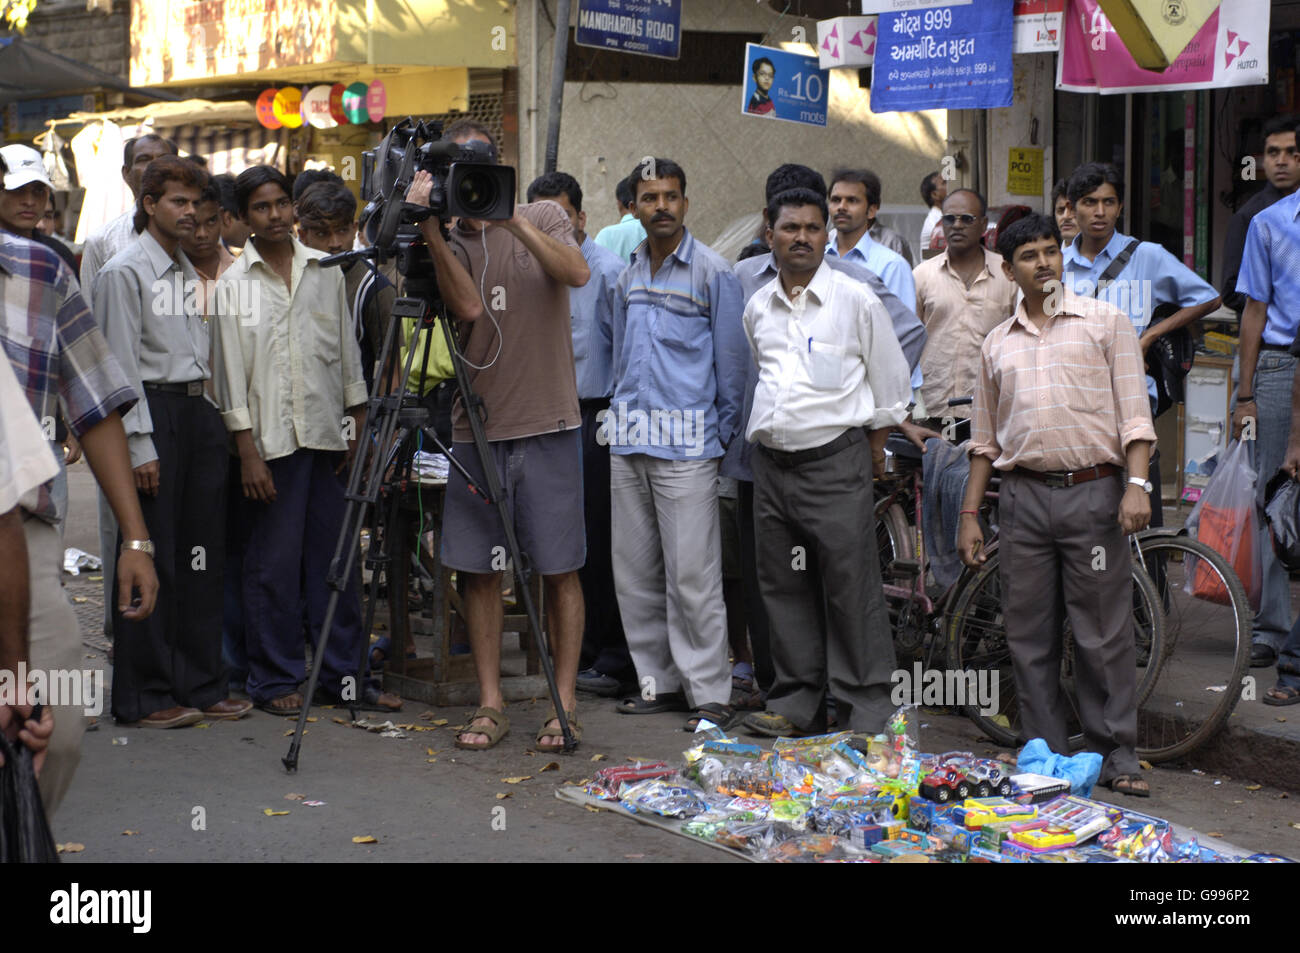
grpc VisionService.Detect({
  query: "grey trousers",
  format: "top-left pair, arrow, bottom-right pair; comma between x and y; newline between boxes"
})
611,453 -> 731,708
25,517 -> 88,820
998,471 -> 1140,782
752,437 -> 895,734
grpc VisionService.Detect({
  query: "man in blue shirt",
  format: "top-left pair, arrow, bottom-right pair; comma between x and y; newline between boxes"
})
526,171 -> 635,698
1234,178 -> 1300,670
1061,162 -> 1221,531
827,168 -> 917,310
593,174 -> 648,263
610,157 -> 749,730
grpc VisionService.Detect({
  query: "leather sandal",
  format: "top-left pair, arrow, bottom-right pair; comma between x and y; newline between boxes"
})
454,706 -> 510,750
537,707 -> 580,752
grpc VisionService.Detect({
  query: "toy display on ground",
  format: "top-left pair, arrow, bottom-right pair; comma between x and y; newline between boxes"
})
556,708 -> 1294,864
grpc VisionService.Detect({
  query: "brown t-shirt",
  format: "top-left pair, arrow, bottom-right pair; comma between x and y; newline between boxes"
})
448,200 -> 581,442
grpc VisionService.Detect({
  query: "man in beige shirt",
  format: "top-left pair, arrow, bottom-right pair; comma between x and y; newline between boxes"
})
912,188 -> 1016,437
958,213 -> 1156,798
214,165 -> 368,718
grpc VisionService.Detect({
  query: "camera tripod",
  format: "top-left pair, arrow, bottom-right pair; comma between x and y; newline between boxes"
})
282,249 -> 577,772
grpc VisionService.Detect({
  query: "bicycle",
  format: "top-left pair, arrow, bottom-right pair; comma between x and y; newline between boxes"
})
947,529 -> 1249,762
875,428 -> 1167,741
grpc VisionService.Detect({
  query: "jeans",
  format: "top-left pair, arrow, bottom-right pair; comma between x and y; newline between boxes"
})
1250,350 -> 1296,650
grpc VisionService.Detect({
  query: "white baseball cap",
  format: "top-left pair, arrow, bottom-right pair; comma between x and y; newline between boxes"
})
0,144 -> 53,192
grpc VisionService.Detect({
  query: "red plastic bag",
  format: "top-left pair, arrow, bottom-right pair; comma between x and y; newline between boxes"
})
1184,440 -> 1263,611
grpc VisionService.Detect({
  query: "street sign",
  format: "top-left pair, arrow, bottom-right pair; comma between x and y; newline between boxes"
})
576,0 -> 681,61
741,43 -> 829,127
861,0 -> 971,11
1007,147 -> 1044,195
871,0 -> 1015,113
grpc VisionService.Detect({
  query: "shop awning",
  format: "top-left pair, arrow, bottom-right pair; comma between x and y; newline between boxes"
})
0,35 -> 179,106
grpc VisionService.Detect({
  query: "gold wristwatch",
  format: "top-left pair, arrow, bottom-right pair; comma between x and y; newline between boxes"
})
121,539 -> 155,558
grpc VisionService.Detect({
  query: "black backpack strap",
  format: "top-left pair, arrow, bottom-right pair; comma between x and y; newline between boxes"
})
1093,239 -> 1142,296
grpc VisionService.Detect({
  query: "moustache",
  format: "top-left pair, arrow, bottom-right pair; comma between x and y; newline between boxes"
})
789,244 -> 812,253
652,214 -> 674,222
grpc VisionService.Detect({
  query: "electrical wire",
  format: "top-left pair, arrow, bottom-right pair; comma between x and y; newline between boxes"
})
445,224 -> 504,372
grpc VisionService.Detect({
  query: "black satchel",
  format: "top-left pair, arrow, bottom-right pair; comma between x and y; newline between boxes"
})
1093,239 -> 1193,418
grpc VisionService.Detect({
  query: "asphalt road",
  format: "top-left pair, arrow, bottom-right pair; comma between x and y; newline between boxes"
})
51,460 -> 1300,863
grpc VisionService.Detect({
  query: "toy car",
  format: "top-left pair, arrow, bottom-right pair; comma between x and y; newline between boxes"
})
919,766 -> 974,803
965,762 -> 1014,798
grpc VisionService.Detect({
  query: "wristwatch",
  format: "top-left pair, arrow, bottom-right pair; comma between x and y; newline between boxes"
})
1127,476 -> 1153,493
121,539 -> 155,559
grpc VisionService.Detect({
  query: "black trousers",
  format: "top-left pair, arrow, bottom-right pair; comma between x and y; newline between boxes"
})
577,400 -> 633,679
752,437 -> 895,733
112,390 -> 228,722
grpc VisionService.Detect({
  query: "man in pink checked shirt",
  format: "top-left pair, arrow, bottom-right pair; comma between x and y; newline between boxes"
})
957,213 -> 1156,799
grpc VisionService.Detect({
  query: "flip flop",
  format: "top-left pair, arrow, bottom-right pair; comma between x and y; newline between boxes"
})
256,693 -> 303,718
454,706 -> 510,750
1262,684 -> 1300,706
1109,774 -> 1151,798
616,692 -> 689,715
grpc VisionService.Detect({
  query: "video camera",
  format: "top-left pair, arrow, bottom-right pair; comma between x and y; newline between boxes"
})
359,118 -> 516,257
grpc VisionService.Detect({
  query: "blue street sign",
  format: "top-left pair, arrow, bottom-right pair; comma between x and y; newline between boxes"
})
741,43 -> 829,127
871,0 -> 1014,113
575,0 -> 681,60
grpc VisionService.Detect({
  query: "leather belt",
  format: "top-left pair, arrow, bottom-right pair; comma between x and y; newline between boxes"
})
1261,343 -> 1293,353
761,427 -> 866,469
1012,463 -> 1121,488
144,380 -> 205,397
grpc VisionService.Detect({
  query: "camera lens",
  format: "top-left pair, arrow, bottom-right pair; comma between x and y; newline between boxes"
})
456,171 -> 499,217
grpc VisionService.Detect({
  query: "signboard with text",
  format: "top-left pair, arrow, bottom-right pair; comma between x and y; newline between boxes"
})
741,43 -> 829,127
871,0 -> 1014,113
861,0 -> 971,11
576,0 -> 682,60
1013,0 -> 1064,52
1057,0 -> 1268,94
1007,147 -> 1044,195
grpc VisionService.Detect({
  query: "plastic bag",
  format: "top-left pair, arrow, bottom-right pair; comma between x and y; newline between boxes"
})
1016,738 -> 1102,797
1184,440 -> 1263,611
0,728 -> 60,863
1264,472 -> 1300,572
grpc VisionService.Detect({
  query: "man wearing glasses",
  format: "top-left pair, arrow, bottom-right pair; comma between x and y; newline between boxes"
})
912,188 -> 1016,441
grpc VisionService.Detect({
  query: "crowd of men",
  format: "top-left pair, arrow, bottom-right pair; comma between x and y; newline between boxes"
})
3,115 -> 1300,824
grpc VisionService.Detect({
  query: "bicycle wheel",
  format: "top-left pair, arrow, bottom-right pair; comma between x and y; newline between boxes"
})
945,550 -> 1165,749
875,498 -> 928,661
1132,532 -> 1251,762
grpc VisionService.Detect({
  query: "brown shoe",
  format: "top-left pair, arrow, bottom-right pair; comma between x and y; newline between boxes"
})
140,707 -> 204,729
202,698 -> 253,720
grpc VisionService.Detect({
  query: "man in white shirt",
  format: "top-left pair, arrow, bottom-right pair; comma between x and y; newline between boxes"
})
919,171 -> 947,252
214,165 -> 368,718
740,188 -> 912,738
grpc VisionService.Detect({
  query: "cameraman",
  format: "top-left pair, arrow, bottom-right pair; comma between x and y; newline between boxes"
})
405,120 -> 590,752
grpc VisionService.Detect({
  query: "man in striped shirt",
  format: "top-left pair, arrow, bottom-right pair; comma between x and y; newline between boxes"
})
958,213 -> 1156,798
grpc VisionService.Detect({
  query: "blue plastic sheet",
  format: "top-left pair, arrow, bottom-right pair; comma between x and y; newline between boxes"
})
1016,738 -> 1102,797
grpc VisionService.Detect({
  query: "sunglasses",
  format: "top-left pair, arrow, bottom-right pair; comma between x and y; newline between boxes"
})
941,213 -> 981,226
